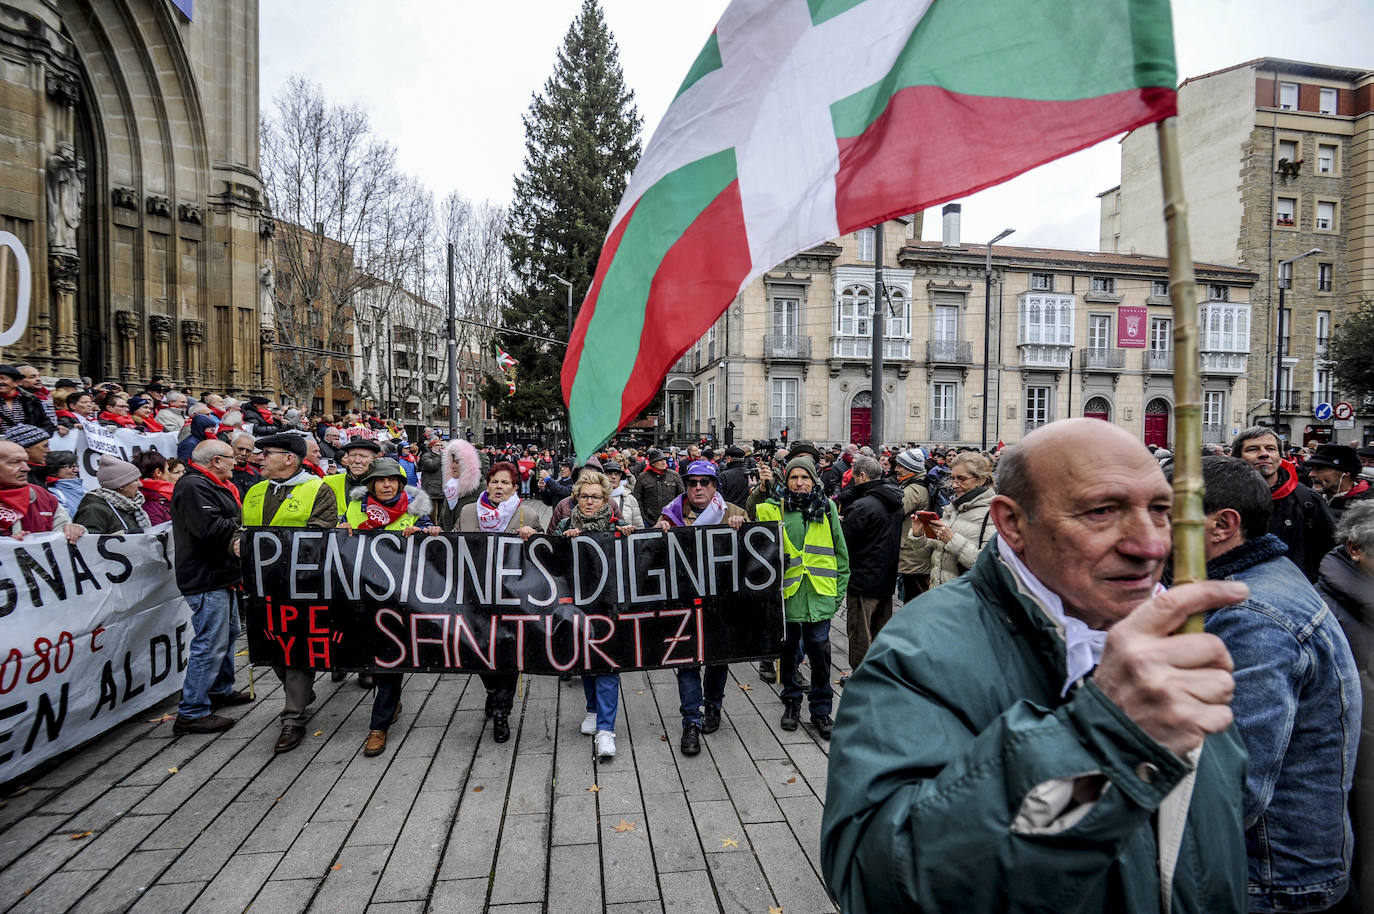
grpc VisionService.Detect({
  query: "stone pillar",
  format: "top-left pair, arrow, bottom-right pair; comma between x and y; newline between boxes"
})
45,140 -> 84,376
181,319 -> 204,389
259,324 -> 277,395
115,310 -> 139,382
149,314 -> 172,377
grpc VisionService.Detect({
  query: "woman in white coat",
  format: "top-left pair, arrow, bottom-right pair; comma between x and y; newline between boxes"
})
911,451 -> 996,587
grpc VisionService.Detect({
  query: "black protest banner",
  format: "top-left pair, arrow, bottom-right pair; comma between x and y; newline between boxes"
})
243,524 -> 785,675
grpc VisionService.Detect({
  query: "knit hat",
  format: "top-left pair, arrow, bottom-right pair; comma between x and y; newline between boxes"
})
126,395 -> 151,412
895,448 -> 926,473
96,454 -> 140,490
783,455 -> 820,486
1305,443 -> 1362,477
683,459 -> 718,480
4,424 -> 49,448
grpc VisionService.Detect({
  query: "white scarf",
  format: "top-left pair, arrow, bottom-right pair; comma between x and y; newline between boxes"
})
611,480 -> 629,498
689,492 -> 725,526
475,492 -> 520,532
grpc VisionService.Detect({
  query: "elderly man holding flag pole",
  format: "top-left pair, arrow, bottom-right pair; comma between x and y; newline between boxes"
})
560,0 -> 1243,909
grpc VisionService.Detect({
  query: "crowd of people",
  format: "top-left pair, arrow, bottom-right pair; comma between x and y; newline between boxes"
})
8,363 -> 1374,910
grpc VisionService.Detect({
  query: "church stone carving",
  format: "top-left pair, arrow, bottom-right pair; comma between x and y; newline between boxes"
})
181,319 -> 205,345
116,310 -> 140,340
146,195 -> 171,217
149,314 -> 173,341
45,142 -> 85,252
44,71 -> 79,107
112,187 -> 138,210
178,203 -> 203,224
48,252 -> 79,294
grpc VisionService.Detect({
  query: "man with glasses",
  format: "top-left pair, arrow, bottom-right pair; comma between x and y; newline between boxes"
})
171,439 -> 253,734
655,460 -> 747,756
230,432 -> 260,496
242,433 -> 339,752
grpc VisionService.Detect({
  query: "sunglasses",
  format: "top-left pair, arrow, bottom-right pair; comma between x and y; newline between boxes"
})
685,478 -> 715,488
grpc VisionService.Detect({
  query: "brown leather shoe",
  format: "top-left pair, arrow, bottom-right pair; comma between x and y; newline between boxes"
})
363,728 -> 388,757
274,722 -> 305,753
210,689 -> 254,709
173,713 -> 234,735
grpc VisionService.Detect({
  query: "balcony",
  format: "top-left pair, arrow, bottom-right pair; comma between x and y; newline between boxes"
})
1018,344 -> 1071,369
926,339 -> 973,365
1275,389 -> 1303,413
1200,351 -> 1247,374
929,419 -> 960,442
1316,336 -> 1330,357
831,336 -> 911,360
670,354 -> 696,374
1203,424 -> 1227,443
1145,349 -> 1173,371
763,334 -> 812,360
1081,347 -> 1125,370
768,416 -> 799,439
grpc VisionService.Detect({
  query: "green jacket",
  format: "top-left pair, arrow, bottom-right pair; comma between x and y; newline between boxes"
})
755,496 -> 848,623
821,540 -> 1248,914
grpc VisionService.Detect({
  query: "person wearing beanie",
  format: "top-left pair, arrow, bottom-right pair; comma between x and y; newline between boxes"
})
73,454 -> 150,534
4,423 -> 51,486
893,448 -> 934,602
752,454 -> 848,739
127,395 -> 165,433
44,449 -> 84,517
1306,444 -> 1374,517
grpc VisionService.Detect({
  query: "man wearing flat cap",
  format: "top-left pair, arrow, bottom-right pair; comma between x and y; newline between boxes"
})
1305,444 -> 1374,517
242,432 -> 339,752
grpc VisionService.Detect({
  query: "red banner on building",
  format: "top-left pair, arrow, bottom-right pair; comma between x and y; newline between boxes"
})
1117,306 -> 1148,348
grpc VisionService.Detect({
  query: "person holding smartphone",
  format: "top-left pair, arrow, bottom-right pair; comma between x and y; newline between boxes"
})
910,451 -> 997,586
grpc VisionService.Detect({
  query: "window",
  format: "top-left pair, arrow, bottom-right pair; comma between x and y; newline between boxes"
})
1317,311 -> 1331,356
1278,82 -> 1298,110
1199,304 -> 1251,352
1030,272 -> 1054,292
771,378 -> 797,423
1319,87 -> 1338,114
881,288 -> 908,338
312,397 -> 325,415
1276,197 -> 1296,227
932,303 -> 958,342
1203,391 -> 1225,428
1277,139 -> 1298,163
1151,280 -> 1169,298
1316,368 -> 1332,403
693,383 -> 701,426
1025,387 -> 1051,429
1150,317 -> 1172,353
1318,263 -> 1333,292
1207,284 -> 1230,302
1019,294 -> 1074,345
706,324 -> 717,362
856,228 -> 875,262
1090,276 -> 1115,293
1088,315 -> 1111,350
836,283 -> 871,336
1316,201 -> 1335,230
1317,144 -> 1337,174
706,380 -> 716,430
772,297 -> 799,338
932,382 -> 956,422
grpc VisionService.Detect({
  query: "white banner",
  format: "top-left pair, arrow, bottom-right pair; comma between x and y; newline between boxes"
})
49,427 -> 180,490
0,529 -> 192,783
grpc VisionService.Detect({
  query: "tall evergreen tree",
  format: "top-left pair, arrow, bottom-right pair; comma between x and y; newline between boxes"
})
494,0 -> 642,428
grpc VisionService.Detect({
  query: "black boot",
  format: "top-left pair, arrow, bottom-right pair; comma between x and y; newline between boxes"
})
780,701 -> 801,731
357,673 -> 374,689
811,714 -> 834,740
758,660 -> 776,683
492,712 -> 511,743
680,723 -> 701,756
331,670 -> 347,683
702,705 -> 721,734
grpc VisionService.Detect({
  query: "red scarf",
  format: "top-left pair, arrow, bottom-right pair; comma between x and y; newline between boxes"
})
358,492 -> 409,530
0,484 -> 31,529
137,415 -> 165,433
303,460 -> 325,478
647,464 -> 666,476
99,411 -> 137,428
141,477 -> 176,501
189,462 -> 242,505
1271,460 -> 1299,500
55,409 -> 78,420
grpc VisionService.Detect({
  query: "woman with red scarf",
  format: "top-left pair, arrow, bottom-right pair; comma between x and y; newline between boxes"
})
98,394 -> 137,428
133,450 -> 176,525
340,457 -> 440,758
127,395 -> 165,433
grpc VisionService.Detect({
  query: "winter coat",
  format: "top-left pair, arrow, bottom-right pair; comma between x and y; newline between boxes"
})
171,466 -> 242,595
440,439 -> 484,531
177,414 -> 220,461
897,473 -> 932,575
140,483 -> 172,526
0,389 -> 55,434
839,479 -> 905,598
821,540 -> 1249,914
717,460 -> 750,507
73,491 -> 145,534
1318,546 -> 1374,898
632,467 -> 684,522
609,487 -> 645,529
343,484 -> 433,528
419,449 -> 444,498
1269,462 -> 1335,582
457,497 -> 532,534
154,407 -> 186,436
912,484 -> 996,587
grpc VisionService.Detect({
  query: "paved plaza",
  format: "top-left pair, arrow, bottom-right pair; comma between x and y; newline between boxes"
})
0,607 -> 854,913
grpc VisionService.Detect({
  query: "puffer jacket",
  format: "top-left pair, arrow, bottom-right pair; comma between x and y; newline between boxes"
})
1318,546 -> 1374,899
821,540 -> 1249,914
912,484 -> 996,587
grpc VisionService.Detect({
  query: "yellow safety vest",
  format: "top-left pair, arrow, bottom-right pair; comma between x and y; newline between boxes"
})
243,476 -> 327,528
344,498 -> 418,531
754,502 -> 839,597
322,473 -> 348,518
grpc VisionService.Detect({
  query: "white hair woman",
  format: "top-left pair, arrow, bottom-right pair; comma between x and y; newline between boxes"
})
911,451 -> 996,586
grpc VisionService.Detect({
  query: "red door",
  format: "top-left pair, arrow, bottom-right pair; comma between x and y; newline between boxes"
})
1144,398 -> 1169,448
850,407 -> 871,446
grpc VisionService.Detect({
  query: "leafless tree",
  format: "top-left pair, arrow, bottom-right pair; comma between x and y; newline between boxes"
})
440,192 -> 509,407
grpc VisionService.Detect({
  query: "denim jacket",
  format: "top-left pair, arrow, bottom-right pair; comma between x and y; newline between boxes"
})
1206,534 -> 1362,912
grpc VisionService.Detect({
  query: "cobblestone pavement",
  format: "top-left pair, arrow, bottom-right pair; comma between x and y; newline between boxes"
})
0,542 -> 858,913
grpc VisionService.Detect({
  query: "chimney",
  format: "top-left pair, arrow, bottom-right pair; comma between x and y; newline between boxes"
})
942,204 -> 961,247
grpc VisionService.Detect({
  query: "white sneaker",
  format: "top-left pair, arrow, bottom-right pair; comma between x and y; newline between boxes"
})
580,711 -> 598,735
594,730 -> 616,759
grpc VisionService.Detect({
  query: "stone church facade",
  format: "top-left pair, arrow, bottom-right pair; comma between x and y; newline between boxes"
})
0,0 -> 268,393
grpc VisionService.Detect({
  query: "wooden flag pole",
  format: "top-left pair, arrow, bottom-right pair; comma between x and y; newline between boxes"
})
1156,116 -> 1205,633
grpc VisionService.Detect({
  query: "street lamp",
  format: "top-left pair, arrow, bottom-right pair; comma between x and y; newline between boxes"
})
1272,248 -> 1322,431
981,228 -> 1015,450
551,273 -> 574,340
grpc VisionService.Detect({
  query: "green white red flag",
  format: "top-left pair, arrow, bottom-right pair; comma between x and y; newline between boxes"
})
562,0 -> 1178,457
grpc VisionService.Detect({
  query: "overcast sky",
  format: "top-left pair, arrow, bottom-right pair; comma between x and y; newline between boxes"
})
260,0 -> 1371,253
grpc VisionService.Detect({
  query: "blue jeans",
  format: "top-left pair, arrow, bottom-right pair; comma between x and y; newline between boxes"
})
676,664 -> 728,729
582,673 -> 620,732
178,588 -> 240,719
781,620 -> 833,716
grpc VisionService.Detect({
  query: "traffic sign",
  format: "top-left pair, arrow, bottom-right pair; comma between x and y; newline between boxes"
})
1335,401 -> 1355,421
1314,402 -> 1333,421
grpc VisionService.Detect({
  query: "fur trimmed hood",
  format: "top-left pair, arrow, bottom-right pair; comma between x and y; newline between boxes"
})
443,439 -> 483,498
347,484 -> 433,520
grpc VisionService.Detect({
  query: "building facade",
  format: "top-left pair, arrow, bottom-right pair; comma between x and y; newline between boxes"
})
0,0 -> 268,390
665,211 -> 1254,450
1102,57 -> 1374,446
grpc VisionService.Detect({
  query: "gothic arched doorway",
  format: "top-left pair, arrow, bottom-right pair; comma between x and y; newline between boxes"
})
1144,398 -> 1170,448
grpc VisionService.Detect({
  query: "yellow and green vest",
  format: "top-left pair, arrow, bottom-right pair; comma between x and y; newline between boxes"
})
754,502 -> 839,597
242,476 -> 326,528
344,498 -> 419,531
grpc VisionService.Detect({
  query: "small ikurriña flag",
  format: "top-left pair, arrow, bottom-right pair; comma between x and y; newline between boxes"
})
561,0 -> 1178,457
496,347 -> 518,373
507,379 -> 517,397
